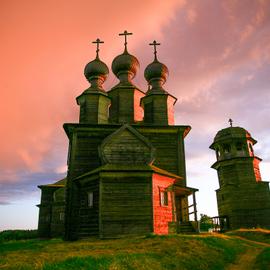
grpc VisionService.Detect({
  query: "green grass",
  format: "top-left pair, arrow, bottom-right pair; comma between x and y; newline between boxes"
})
2,229 -> 270,270
226,228 -> 270,244
0,230 -> 38,242
0,233 -> 247,270
254,247 -> 270,270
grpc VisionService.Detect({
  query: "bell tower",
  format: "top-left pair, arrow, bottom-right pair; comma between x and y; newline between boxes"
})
210,120 -> 270,229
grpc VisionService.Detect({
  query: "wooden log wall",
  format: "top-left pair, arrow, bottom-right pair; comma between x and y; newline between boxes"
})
99,174 -> 153,238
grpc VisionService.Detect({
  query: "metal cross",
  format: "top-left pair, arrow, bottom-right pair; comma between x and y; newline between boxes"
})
92,38 -> 104,59
149,40 -> 161,61
119,30 -> 133,52
229,118 -> 233,127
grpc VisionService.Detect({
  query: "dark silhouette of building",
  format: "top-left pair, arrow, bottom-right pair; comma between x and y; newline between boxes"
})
210,123 -> 270,229
37,32 -> 198,240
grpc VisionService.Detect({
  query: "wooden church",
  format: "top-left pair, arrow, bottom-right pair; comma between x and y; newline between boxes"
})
37,32 -> 198,240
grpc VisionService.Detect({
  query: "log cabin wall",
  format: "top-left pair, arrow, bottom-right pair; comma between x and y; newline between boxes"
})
99,173 -> 153,238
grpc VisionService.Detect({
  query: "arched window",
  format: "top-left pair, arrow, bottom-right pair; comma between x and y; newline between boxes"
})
216,148 -> 220,159
236,142 -> 243,151
223,144 -> 231,154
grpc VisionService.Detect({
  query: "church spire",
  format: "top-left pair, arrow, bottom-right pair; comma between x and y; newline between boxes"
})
141,40 -> 177,125
111,30 -> 139,85
144,40 -> 169,94
77,38 -> 111,124
84,38 -> 109,91
108,31 -> 144,124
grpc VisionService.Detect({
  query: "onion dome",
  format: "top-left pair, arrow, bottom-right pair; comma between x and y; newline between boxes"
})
83,38 -> 109,91
144,40 -> 169,94
144,59 -> 169,85
111,30 -> 140,84
84,58 -> 109,83
112,51 -> 139,83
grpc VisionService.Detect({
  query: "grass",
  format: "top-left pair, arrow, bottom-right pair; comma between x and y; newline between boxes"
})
0,230 -> 38,242
226,228 -> 270,270
226,228 -> 270,244
1,229 -> 270,270
0,232 -> 247,270
254,247 -> 270,270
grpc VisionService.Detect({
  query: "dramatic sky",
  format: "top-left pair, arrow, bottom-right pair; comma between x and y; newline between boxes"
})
1,0 -> 270,230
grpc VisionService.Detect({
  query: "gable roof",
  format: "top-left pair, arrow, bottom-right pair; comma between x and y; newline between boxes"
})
100,124 -> 155,165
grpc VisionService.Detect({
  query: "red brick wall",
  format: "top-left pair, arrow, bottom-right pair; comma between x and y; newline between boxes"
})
152,173 -> 175,234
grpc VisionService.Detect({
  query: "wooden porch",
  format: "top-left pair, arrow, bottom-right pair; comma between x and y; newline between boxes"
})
167,185 -> 199,233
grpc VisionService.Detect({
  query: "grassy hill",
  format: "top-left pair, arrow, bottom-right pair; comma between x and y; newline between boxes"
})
0,229 -> 269,270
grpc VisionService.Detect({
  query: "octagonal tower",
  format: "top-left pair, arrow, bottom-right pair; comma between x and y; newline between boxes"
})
210,121 -> 270,229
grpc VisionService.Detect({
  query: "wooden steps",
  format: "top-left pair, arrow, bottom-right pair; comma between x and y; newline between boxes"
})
177,222 -> 197,234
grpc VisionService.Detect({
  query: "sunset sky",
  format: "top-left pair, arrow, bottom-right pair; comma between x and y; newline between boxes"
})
1,0 -> 270,230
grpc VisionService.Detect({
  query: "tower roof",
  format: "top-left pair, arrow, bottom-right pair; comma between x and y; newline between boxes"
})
210,126 -> 257,149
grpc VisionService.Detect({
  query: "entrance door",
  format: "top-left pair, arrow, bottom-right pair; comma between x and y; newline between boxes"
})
175,196 -> 183,223
175,196 -> 188,223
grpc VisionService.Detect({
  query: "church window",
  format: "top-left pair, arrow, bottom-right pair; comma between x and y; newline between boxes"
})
87,192 -> 94,208
236,142 -> 243,151
216,148 -> 220,159
160,191 -> 168,206
223,144 -> 231,154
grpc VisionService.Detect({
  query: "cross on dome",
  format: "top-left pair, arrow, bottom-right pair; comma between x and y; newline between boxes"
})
92,38 -> 104,59
149,40 -> 161,61
119,30 -> 133,52
229,118 -> 233,127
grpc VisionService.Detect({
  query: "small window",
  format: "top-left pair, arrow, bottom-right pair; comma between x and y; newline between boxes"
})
59,212 -> 65,221
216,148 -> 220,159
223,144 -> 231,154
87,192 -> 94,208
236,142 -> 243,151
160,191 -> 168,206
